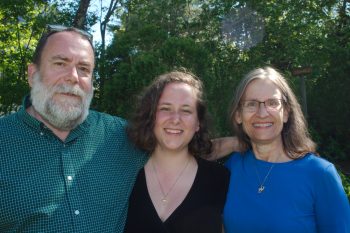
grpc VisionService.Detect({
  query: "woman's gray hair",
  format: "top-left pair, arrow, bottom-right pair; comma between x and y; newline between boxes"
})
229,66 -> 316,159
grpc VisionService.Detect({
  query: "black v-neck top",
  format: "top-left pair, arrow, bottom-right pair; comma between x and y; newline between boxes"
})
123,157 -> 230,233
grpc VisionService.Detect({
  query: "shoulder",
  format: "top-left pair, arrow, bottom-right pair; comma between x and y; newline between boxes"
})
87,110 -> 148,162
197,157 -> 230,178
86,110 -> 129,134
0,111 -> 18,124
86,110 -> 131,145
0,112 -> 21,136
88,110 -> 127,126
196,158 -> 230,196
224,150 -> 249,169
299,153 -> 336,173
296,153 -> 343,187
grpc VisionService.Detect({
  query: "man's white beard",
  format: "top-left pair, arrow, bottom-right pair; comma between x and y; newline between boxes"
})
30,72 -> 93,131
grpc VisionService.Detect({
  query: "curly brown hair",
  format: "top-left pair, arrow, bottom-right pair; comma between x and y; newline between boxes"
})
127,70 -> 212,157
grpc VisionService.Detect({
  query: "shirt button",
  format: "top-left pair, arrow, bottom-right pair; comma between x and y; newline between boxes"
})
74,210 -> 80,215
67,176 -> 73,181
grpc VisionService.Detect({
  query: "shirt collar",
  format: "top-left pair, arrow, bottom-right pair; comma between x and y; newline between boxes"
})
17,95 -> 92,142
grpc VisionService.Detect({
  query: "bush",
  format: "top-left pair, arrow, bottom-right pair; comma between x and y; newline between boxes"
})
340,172 -> 350,202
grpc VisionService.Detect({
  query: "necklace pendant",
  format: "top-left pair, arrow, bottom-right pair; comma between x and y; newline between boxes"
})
258,185 -> 265,193
161,198 -> 167,204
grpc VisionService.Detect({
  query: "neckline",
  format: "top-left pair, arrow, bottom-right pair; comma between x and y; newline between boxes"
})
248,150 -> 307,167
142,157 -> 201,223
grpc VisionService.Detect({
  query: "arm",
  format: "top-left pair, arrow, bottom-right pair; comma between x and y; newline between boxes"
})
208,136 -> 239,161
315,164 -> 350,233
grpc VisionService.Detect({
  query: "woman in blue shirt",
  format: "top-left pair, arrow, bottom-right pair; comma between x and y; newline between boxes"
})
223,66 -> 350,233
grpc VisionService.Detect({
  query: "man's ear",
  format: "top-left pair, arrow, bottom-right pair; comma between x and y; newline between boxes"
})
27,63 -> 38,87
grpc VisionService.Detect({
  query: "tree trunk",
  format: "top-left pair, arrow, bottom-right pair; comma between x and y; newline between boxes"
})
97,0 -> 120,108
73,0 -> 91,29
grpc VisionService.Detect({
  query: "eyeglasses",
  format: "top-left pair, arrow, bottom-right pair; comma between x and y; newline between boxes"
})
46,24 -> 93,43
241,98 -> 284,112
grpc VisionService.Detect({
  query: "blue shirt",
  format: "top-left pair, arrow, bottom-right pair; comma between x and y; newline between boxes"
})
223,150 -> 350,233
0,97 -> 148,233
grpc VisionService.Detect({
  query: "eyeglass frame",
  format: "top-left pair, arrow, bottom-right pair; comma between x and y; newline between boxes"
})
240,98 -> 285,113
46,24 -> 93,43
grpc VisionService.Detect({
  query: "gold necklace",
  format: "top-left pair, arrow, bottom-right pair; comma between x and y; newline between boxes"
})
151,157 -> 191,204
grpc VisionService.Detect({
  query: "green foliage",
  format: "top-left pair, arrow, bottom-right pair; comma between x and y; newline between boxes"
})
307,0 -> 350,161
340,172 -> 350,201
0,0 -> 48,114
96,0 -> 350,158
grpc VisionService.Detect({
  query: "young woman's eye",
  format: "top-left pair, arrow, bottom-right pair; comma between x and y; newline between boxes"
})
159,107 -> 170,112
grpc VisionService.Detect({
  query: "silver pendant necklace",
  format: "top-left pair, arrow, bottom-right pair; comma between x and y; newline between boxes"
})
253,152 -> 285,193
151,157 -> 191,204
254,162 -> 275,194
254,153 -> 280,193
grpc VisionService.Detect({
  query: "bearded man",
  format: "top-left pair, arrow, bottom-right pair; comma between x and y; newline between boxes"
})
0,25 -> 147,233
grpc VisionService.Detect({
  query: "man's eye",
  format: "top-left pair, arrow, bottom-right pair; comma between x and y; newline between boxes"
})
79,66 -> 91,73
54,62 -> 65,66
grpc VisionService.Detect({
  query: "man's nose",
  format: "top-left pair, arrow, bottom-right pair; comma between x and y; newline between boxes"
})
64,66 -> 79,83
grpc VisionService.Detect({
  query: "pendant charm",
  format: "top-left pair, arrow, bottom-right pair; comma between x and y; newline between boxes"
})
161,198 -> 167,204
258,185 -> 265,193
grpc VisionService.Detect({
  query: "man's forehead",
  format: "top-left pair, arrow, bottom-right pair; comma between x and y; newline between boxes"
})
43,31 -> 95,63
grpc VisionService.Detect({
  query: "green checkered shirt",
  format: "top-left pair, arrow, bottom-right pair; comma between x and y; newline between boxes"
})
0,97 -> 147,233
